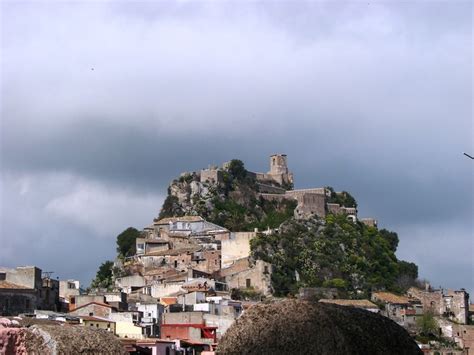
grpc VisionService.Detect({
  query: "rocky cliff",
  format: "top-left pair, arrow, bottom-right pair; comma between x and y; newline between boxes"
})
158,159 -> 296,231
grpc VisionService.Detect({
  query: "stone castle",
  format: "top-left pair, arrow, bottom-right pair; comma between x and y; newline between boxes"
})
200,154 -> 376,225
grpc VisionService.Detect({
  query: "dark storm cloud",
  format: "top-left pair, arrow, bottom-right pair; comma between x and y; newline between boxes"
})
1,1 -> 472,290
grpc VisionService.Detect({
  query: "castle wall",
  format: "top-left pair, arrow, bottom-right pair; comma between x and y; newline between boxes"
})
286,188 -> 328,197
256,183 -> 286,194
269,154 -> 288,175
200,169 -> 223,184
258,193 -> 294,202
360,218 -> 377,227
294,193 -> 326,219
327,203 -> 341,214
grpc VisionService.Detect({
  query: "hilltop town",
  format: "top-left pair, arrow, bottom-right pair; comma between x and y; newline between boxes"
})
1,155 -> 473,354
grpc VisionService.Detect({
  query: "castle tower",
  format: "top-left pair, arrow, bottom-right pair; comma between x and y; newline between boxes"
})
269,154 -> 289,175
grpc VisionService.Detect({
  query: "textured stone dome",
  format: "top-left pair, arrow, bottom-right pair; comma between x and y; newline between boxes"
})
218,299 -> 422,355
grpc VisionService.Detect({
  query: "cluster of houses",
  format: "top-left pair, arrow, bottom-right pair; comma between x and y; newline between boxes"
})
313,287 -> 474,354
2,213 -> 474,354
0,214 -> 271,354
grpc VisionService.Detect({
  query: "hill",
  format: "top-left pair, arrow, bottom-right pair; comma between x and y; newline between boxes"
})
155,157 -> 418,296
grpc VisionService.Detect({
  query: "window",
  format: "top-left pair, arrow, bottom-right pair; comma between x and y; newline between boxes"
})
89,312 -> 93,316
0,273 -> 6,281
174,261 -> 178,268
246,279 -> 251,288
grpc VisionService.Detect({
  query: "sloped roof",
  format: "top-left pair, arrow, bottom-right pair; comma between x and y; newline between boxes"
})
219,258 -> 251,277
144,246 -> 201,257
0,280 -> 32,290
80,316 -> 115,323
155,216 -> 204,224
319,299 -> 378,309
145,239 -> 169,244
372,292 -> 410,304
160,297 -> 178,306
70,301 -> 113,312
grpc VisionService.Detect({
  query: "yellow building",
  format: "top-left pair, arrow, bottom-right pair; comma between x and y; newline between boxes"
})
81,316 -> 116,334
115,321 -> 144,339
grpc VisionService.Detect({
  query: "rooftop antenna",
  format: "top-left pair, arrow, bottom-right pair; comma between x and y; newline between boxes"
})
42,271 -> 54,278
463,152 -> 474,160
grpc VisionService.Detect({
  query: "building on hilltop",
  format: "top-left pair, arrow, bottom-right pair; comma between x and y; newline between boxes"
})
250,154 -> 294,188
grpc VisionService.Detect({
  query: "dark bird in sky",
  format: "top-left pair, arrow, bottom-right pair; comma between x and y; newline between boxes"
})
91,68 -> 94,71
463,152 -> 474,160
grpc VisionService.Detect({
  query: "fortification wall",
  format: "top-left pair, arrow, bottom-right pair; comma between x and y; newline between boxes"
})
256,183 -> 286,194
200,169 -> 223,184
360,218 -> 377,227
294,193 -> 326,219
259,193 -> 294,202
286,188 -> 328,197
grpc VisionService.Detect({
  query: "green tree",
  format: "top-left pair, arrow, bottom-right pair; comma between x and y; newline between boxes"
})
227,159 -> 247,181
91,260 -> 114,289
398,260 -> 418,279
379,229 -> 399,252
116,227 -> 140,257
417,311 -> 438,336
395,260 -> 419,292
326,187 -> 358,208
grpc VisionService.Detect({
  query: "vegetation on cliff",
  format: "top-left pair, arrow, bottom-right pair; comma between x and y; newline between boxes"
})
326,186 -> 357,208
250,214 -> 418,297
158,159 -> 296,231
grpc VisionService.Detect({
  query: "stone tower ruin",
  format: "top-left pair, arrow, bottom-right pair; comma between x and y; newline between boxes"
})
269,154 -> 289,175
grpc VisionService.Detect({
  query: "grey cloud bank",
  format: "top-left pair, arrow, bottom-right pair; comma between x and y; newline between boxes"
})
1,1 -> 472,291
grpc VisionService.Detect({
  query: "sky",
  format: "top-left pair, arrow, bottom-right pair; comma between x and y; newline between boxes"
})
1,1 -> 472,294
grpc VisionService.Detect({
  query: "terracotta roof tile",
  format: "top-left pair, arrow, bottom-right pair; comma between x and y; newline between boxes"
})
372,292 -> 410,304
160,297 -> 177,306
70,301 -> 113,312
144,246 -> 201,257
0,281 -> 32,290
